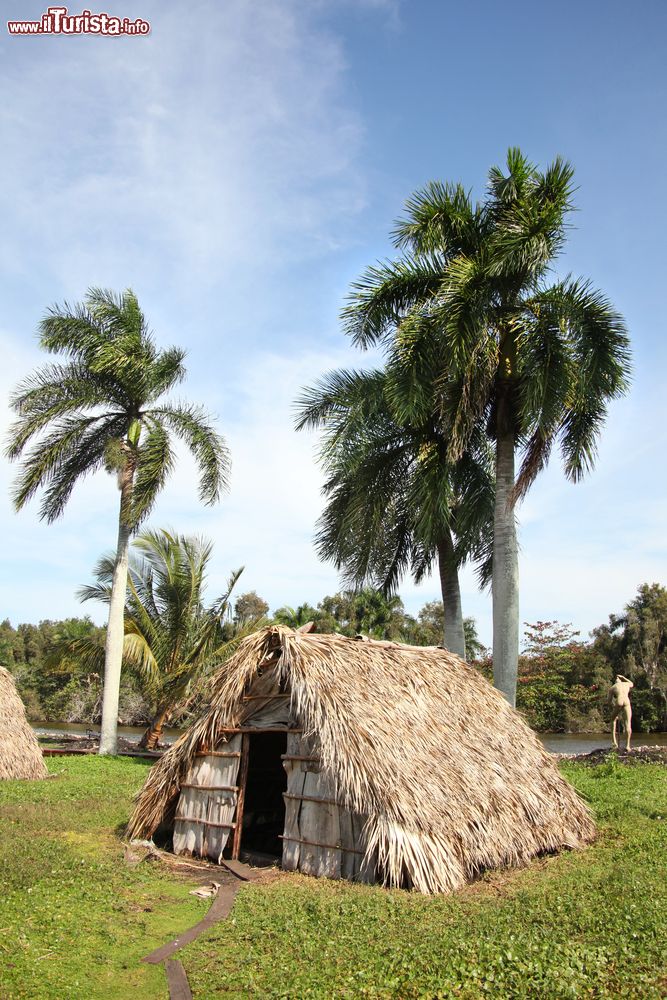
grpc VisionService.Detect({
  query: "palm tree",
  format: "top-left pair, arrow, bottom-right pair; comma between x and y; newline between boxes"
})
296,364 -> 493,658
345,587 -> 407,640
341,150 -> 630,704
80,528 -> 250,749
314,587 -> 407,639
272,604 -> 321,629
5,288 -> 230,752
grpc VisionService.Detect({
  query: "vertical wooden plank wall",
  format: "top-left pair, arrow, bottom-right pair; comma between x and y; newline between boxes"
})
281,733 -> 376,883
173,734 -> 242,861
172,717 -> 377,884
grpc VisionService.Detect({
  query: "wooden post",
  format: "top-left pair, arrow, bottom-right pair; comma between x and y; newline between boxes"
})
231,733 -> 250,860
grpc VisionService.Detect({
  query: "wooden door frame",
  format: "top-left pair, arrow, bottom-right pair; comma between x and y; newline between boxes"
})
230,733 -> 250,860
229,728 -> 296,861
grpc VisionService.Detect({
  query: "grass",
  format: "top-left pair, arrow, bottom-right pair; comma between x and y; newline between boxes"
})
0,757 -> 206,1000
181,759 -> 667,999
1,757 -> 665,999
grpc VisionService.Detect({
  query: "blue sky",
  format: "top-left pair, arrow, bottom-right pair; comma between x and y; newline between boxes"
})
1,0 -> 665,647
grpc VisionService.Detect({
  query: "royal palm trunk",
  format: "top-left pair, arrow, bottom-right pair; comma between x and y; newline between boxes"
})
99,447 -> 136,755
437,531 -> 466,659
98,518 -> 131,754
492,389 -> 519,706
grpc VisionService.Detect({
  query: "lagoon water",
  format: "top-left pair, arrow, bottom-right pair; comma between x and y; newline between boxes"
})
33,720 -> 667,755
539,731 -> 667,754
34,720 -> 181,744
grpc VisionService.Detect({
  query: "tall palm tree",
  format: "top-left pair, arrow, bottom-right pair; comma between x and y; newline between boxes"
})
341,150 -> 630,704
5,288 -> 230,752
296,364 -> 493,658
80,529 -> 249,749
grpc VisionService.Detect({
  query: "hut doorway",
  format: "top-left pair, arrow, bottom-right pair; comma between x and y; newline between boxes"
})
235,732 -> 287,864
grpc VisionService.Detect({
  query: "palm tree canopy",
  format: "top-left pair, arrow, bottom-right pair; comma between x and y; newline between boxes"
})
272,604 -> 321,629
6,288 -> 230,524
296,360 -> 494,594
80,528 -> 246,707
340,150 -> 631,498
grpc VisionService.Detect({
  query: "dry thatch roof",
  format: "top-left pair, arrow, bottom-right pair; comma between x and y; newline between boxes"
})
0,666 -> 47,780
128,626 -> 594,893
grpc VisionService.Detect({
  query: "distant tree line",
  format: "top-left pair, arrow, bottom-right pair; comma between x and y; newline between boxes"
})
2,581 -> 665,735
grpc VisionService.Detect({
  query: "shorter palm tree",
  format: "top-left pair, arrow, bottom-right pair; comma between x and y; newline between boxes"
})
80,528 -> 254,749
272,604 -> 320,629
296,362 -> 494,657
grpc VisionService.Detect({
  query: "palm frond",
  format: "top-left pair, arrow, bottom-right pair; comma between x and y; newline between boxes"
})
151,403 -> 230,504
122,630 -> 161,687
39,300 -> 104,357
487,148 -> 538,205
392,180 -> 480,255
86,287 -> 147,344
44,633 -> 106,675
486,150 -> 574,282
294,369 -> 386,431
10,414 -> 125,520
559,400 -> 607,482
145,347 -> 187,400
341,256 -> 443,348
516,306 -> 572,436
78,580 -> 113,604
131,421 -> 175,527
513,431 -> 555,502
525,278 -> 631,484
5,363 -> 120,459
537,279 -> 630,398
384,312 -> 443,428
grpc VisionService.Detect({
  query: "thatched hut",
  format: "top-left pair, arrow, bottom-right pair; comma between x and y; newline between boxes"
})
128,625 -> 594,894
0,666 -> 47,780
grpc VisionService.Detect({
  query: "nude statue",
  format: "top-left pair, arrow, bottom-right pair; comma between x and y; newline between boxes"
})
609,674 -> 633,751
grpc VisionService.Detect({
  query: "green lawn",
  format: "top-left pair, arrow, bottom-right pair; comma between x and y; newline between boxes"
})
0,757 -> 207,1000
1,757 -> 665,999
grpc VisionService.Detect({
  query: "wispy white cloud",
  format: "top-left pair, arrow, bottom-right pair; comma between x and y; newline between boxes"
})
0,0 -> 383,623
0,0 -> 372,296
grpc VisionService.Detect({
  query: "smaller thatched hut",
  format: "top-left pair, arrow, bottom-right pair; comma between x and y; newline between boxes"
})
128,626 -> 595,894
0,666 -> 47,780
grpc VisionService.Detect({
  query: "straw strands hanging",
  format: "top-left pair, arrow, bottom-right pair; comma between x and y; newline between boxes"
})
0,666 -> 47,780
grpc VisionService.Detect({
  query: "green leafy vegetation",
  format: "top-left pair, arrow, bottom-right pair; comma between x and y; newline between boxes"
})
1,757 -> 665,998
4,582 -> 666,734
0,616 -> 146,725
